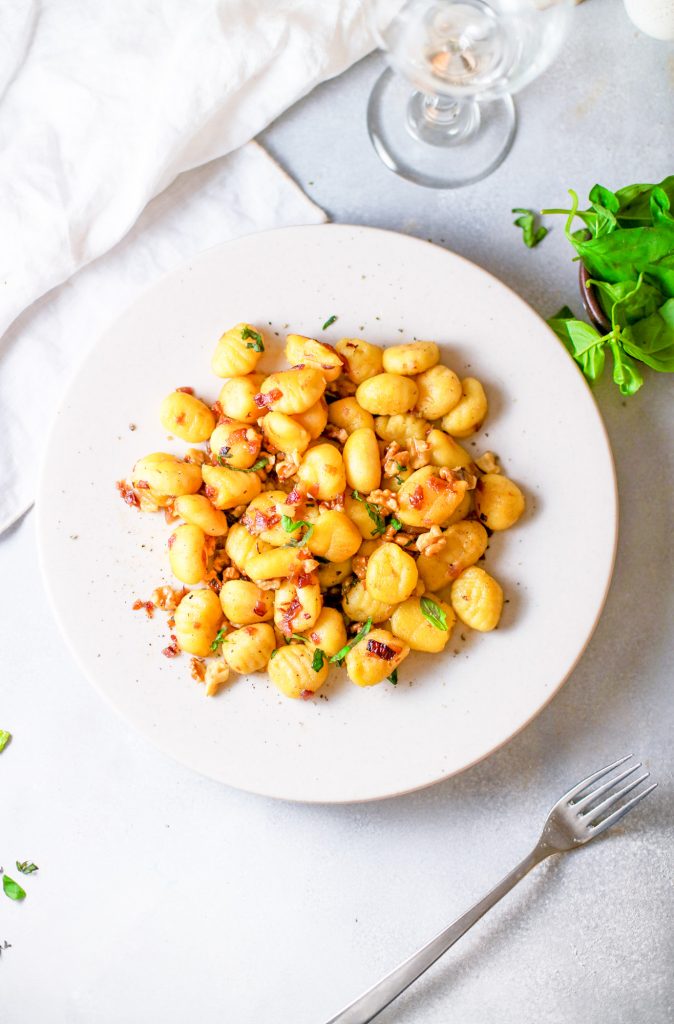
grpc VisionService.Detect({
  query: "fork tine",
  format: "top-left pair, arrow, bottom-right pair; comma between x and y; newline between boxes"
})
582,772 -> 651,823
572,762 -> 643,812
588,782 -> 658,835
560,754 -> 634,804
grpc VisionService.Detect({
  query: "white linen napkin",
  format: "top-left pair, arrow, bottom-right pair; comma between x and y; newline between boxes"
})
0,0 -> 375,532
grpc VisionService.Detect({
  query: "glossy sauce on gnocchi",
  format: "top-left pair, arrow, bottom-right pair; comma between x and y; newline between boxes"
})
120,322 -> 526,701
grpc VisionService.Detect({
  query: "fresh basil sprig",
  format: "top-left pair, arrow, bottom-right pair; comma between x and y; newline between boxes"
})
351,491 -> 386,537
420,597 -> 449,631
281,515 -> 314,547
330,618 -> 373,665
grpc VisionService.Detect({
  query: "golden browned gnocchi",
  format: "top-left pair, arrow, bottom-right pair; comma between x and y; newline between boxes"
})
122,322 -> 525,699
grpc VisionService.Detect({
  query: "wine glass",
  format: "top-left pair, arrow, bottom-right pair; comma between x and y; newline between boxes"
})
367,0 -> 574,189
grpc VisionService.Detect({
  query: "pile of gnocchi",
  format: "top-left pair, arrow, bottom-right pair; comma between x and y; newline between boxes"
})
120,323 -> 525,701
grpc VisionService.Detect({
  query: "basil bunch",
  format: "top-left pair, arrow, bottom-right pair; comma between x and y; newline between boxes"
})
531,178 -> 674,395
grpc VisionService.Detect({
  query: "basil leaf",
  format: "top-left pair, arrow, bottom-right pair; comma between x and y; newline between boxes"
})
290,633 -> 308,644
311,648 -> 326,672
351,491 -> 386,536
287,523 -> 314,547
0,730 -> 11,753
420,596 -> 449,631
241,326 -> 264,352
16,861 -> 38,875
330,618 -> 373,664
322,315 -> 337,330
245,457 -> 269,473
390,518 -> 403,532
512,208 -> 548,248
210,628 -> 228,652
621,297 -> 674,371
388,668 -> 398,685
608,341 -> 644,395
2,875 -> 26,901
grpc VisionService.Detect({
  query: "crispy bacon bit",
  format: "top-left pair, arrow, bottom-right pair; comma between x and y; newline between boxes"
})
366,639 -> 399,660
243,508 -> 280,535
135,479 -> 150,490
254,388 -> 282,409
167,616 -> 175,628
319,492 -> 345,512
116,480 -> 140,508
175,412 -> 186,425
162,635 -> 180,658
191,658 -> 206,682
164,504 -> 179,525
132,599 -> 155,618
253,599 -> 267,617
285,484 -> 305,507
299,689 -> 314,701
167,532 -> 177,549
176,386 -> 195,394
211,400 -> 224,420
207,577 -> 223,594
409,485 -> 424,508
203,484 -> 217,500
427,473 -> 452,493
309,631 -> 320,643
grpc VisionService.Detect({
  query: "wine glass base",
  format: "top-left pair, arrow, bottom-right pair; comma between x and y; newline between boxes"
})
367,68 -> 517,190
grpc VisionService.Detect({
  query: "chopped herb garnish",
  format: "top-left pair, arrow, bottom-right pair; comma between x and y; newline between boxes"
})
388,669 -> 398,685
330,618 -> 373,665
390,518 -> 403,532
16,862 -> 38,875
395,462 -> 406,473
281,516 -> 314,547
245,457 -> 269,473
311,648 -> 326,672
210,628 -> 228,652
241,326 -> 264,352
420,596 -> 449,631
351,491 -> 386,537
290,633 -> 308,644
322,315 -> 338,330
0,731 -> 10,754
2,875 -> 25,901
270,648 -> 279,659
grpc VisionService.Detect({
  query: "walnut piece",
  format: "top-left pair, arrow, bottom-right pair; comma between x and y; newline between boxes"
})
204,658 -> 230,697
416,525 -> 446,557
475,451 -> 501,474
366,488 -> 399,512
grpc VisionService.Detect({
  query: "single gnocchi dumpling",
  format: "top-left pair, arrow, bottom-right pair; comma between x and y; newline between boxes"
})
159,390 -> 215,443
173,494 -> 229,537
475,473 -> 525,531
341,580 -> 395,624
218,374 -> 266,423
306,509 -> 362,562
374,414 -> 428,445
414,366 -> 462,420
328,397 -> 375,435
168,523 -> 210,585
219,579 -> 274,625
297,443 -> 346,500
245,545 -> 308,582
343,427 -> 381,493
241,491 -> 289,546
441,378 -> 488,438
416,520 -> 488,591
174,588 -> 224,657
345,628 -> 410,687
285,334 -> 343,382
318,558 -> 353,589
356,373 -> 418,416
225,523 -> 271,575
450,566 -> 503,632
335,337 -> 383,384
268,642 -> 329,699
292,397 -> 328,440
390,594 -> 455,652
396,466 -> 469,528
132,453 -> 202,505
209,419 -> 262,470
257,366 -> 326,415
382,341 -> 439,376
274,578 -> 322,636
202,463 -> 262,510
223,623 -> 276,674
365,542 -> 418,605
426,429 -> 473,470
261,411 -> 311,455
301,607 -> 348,658
212,323 -> 266,378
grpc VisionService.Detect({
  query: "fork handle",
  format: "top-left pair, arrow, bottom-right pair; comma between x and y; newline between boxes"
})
323,844 -> 550,1024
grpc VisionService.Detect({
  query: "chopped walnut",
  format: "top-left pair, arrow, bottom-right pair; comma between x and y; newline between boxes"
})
300,558 -> 320,574
383,442 -> 410,478
393,533 -> 416,547
409,438 -> 431,469
323,423 -> 348,445
319,492 -> 345,512
330,375 -> 357,398
366,488 -> 399,512
190,658 -> 206,682
352,555 -> 368,580
164,503 -> 179,525
204,658 -> 230,696
475,451 -> 501,474
276,451 -> 300,481
256,577 -> 281,590
151,585 -> 188,611
416,525 -> 446,556
222,566 -> 241,581
450,466 -> 478,489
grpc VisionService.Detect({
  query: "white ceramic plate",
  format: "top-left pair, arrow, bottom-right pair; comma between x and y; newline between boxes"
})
37,225 -> 617,803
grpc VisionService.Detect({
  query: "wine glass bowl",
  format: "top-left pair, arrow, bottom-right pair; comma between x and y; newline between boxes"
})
367,0 -> 574,188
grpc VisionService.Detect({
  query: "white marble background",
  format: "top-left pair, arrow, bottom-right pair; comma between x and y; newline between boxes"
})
2,2 -> 673,1021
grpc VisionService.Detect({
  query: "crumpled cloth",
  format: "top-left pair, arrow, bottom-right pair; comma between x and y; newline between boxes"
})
0,0 -> 375,532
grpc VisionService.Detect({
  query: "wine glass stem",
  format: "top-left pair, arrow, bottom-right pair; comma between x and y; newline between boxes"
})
407,92 -> 480,147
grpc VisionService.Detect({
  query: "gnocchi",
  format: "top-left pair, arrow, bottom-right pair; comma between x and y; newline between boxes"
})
121,327 -> 525,699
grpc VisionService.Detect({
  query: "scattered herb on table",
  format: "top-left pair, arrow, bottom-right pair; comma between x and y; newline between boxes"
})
420,596 -> 449,631
322,315 -> 338,330
2,874 -> 26,902
519,177 -> 674,394
351,491 -> 386,537
16,862 -> 38,875
512,208 -> 548,248
388,668 -> 398,685
330,618 -> 373,665
0,731 -> 10,753
241,326 -> 264,352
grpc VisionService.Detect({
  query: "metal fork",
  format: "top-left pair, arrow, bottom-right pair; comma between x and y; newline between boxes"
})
324,755 -> 656,1024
